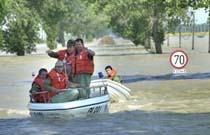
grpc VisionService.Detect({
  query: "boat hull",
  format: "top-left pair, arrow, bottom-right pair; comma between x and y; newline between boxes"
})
28,94 -> 110,117
28,79 -> 131,117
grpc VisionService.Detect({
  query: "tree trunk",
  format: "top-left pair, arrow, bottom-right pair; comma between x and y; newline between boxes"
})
208,10 -> 210,53
58,24 -> 65,47
208,20 -> 210,53
167,32 -> 169,46
192,11 -> 195,50
208,6 -> 210,53
17,49 -> 25,56
152,14 -> 162,54
154,41 -> 162,53
151,3 -> 164,54
179,25 -> 181,48
144,32 -> 151,49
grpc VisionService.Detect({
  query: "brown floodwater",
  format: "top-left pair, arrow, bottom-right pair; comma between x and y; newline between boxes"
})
0,46 -> 210,134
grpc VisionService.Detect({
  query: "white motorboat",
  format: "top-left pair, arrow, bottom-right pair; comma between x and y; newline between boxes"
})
90,79 -> 131,101
28,79 -> 131,117
28,84 -> 110,117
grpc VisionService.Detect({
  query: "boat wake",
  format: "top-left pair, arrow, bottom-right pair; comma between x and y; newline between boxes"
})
0,108 -> 29,118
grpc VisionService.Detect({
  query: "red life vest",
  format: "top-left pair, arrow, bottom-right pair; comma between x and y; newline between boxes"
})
32,76 -> 50,102
58,49 -> 76,76
47,69 -> 69,98
66,51 -> 76,76
33,76 -> 45,91
48,69 -> 68,89
58,49 -> 68,61
75,50 -> 94,74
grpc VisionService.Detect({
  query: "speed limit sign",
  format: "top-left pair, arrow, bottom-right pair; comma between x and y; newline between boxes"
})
169,50 -> 189,69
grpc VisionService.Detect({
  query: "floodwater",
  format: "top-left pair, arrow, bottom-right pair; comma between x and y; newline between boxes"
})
0,45 -> 210,134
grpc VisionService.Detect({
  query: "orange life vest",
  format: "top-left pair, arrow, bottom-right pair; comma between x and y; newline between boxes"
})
58,49 -> 76,76
58,49 -> 68,61
33,76 -> 45,91
47,69 -> 69,98
108,68 -> 117,80
48,69 -> 68,89
75,50 -> 94,74
32,76 -> 50,102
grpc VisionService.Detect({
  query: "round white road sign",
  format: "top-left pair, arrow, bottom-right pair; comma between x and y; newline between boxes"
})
169,50 -> 189,69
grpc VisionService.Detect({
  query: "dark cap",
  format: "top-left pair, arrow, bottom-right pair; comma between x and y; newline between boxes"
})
67,39 -> 75,48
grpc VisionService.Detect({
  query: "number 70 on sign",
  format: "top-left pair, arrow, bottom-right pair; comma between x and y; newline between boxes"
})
169,50 -> 189,69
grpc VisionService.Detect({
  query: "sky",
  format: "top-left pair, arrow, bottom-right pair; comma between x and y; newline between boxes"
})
194,8 -> 209,24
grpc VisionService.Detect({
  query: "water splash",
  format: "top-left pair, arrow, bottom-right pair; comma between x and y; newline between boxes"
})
0,108 -> 29,118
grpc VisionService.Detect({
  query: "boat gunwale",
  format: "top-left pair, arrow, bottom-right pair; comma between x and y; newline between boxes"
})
28,94 -> 110,112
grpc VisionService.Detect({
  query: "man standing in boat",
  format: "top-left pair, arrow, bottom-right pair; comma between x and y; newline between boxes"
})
46,39 -> 76,82
74,38 -> 95,99
44,60 -> 79,103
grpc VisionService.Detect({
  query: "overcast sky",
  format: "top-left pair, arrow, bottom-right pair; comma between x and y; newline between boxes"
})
194,8 -> 209,24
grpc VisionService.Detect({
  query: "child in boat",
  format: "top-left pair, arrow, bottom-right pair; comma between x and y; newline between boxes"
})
105,65 -> 122,83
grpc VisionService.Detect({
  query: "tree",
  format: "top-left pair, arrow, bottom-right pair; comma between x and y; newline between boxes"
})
28,0 -> 69,49
0,0 -> 7,23
0,0 -> 9,47
1,0 -> 39,56
92,0 -> 191,54
60,0 -> 109,41
92,0 -> 165,53
182,0 -> 210,52
28,0 -> 110,48
93,0 -> 152,48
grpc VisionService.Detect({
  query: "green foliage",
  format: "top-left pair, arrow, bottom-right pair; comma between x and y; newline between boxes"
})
97,0 -> 151,46
28,0 -> 69,49
1,0 -> 39,56
0,0 -> 10,46
62,0 -> 109,39
120,16 -> 150,46
0,31 -> 3,47
28,0 -> 109,48
0,0 -> 7,23
0,0 -> 209,55
44,24 -> 57,49
165,0 -> 190,33
187,0 -> 210,9
3,19 -> 39,56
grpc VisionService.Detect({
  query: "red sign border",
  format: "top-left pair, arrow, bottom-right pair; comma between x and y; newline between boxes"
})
169,50 -> 189,69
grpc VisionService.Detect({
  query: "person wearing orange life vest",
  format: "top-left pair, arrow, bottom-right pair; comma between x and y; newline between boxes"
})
44,60 -> 79,103
105,65 -> 122,83
74,38 -> 95,98
46,39 -> 76,81
30,68 -> 49,102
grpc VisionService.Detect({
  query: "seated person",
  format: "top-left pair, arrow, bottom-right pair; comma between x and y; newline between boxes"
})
44,60 -> 79,103
30,68 -> 49,103
105,65 -> 122,83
